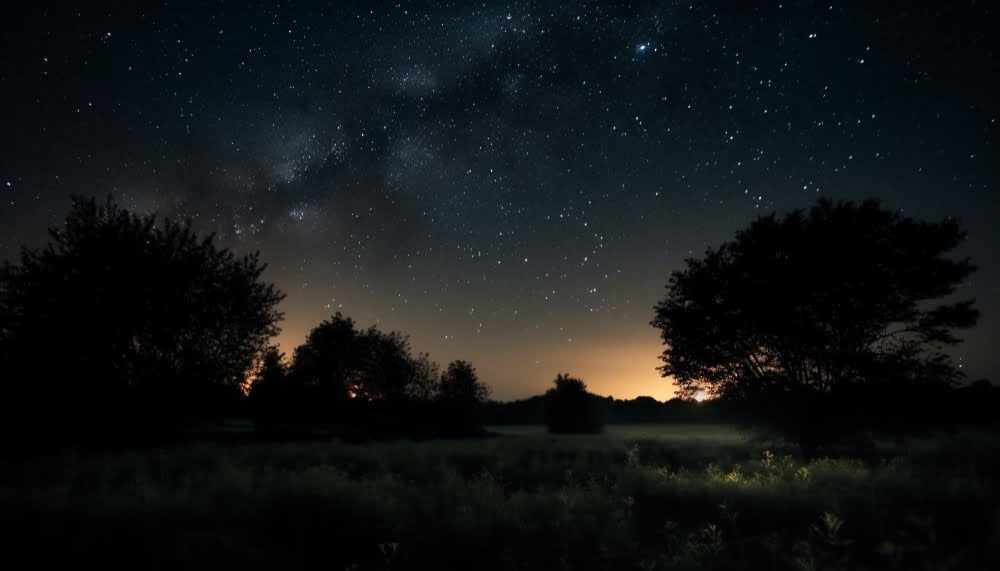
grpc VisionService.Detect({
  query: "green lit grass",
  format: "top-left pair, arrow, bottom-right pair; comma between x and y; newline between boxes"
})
1,425 -> 997,570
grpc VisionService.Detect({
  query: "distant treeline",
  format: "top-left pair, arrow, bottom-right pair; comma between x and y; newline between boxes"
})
485,379 -> 1000,429
485,395 -> 716,425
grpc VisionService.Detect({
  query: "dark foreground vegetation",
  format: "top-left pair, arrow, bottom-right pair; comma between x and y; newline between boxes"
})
2,424 -> 998,570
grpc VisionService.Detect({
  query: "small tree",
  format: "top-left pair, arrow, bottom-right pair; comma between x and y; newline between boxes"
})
0,196 -> 285,446
544,373 -> 604,434
437,360 -> 491,435
651,198 -> 978,454
406,352 -> 440,401
439,360 -> 490,403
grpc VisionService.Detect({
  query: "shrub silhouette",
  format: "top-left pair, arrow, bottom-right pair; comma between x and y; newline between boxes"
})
0,196 -> 284,447
437,360 -> 491,435
544,373 -> 604,434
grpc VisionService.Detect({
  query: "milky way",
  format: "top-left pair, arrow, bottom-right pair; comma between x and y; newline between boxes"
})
2,2 -> 997,399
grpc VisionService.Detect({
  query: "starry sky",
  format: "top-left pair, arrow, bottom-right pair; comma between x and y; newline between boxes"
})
2,1 -> 997,401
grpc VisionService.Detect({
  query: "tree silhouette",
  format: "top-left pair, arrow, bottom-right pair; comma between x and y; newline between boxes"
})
0,196 -> 285,446
282,313 -> 457,437
437,360 -> 491,435
439,360 -> 490,403
405,352 -> 440,401
544,373 -> 604,434
651,198 -> 978,454
289,313 -> 429,403
290,312 -> 360,404
355,327 -> 417,401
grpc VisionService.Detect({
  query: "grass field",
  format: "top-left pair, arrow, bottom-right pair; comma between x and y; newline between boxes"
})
1,423 -> 997,570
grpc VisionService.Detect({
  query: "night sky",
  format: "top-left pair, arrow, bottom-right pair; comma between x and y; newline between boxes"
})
2,2 -> 997,401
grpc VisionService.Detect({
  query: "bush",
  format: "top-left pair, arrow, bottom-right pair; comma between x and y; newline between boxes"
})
544,373 -> 604,434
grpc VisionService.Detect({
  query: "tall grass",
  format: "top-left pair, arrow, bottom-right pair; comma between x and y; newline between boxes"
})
1,424 -> 997,569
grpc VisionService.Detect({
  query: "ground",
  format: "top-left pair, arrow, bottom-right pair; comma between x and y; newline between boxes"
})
1,423 -> 997,570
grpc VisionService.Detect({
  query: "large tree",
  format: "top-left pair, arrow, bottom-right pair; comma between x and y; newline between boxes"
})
651,199 -> 977,449
0,196 -> 285,445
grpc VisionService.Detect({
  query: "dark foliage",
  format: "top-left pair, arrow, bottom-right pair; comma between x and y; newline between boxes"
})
651,198 -> 978,454
289,313 -> 428,404
0,196 -> 284,447
952,378 -> 1000,427
436,360 -> 491,435
600,395 -> 729,424
544,373 -> 604,434
483,395 -> 548,424
250,313 -> 489,438
484,382 -> 1000,432
247,346 -> 303,432
485,395 -> 737,425
288,312 -> 361,405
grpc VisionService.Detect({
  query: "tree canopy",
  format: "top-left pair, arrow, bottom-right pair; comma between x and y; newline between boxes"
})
438,360 -> 491,405
0,196 -> 285,445
652,198 -> 977,402
289,312 -> 436,403
436,360 -> 491,435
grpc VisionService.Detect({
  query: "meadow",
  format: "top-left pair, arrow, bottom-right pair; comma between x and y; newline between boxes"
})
1,423 -> 997,570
